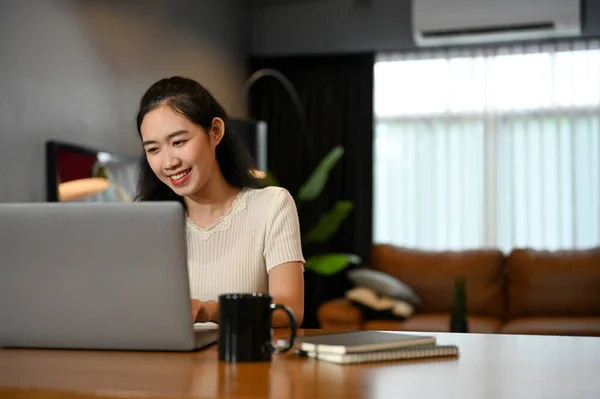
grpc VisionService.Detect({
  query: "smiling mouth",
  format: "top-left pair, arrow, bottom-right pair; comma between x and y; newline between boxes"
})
168,169 -> 191,186
169,169 -> 191,180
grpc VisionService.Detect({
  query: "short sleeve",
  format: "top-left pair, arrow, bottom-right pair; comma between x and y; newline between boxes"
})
264,188 -> 305,272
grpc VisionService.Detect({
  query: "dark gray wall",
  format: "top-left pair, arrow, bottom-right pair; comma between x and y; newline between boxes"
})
0,0 -> 252,202
252,0 -> 600,55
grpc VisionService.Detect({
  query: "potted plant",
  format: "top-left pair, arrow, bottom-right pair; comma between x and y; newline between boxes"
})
263,145 -> 362,275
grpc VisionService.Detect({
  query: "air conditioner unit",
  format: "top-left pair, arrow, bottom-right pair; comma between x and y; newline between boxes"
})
412,0 -> 581,47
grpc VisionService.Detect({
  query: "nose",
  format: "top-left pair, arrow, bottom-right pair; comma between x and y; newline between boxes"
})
163,149 -> 182,171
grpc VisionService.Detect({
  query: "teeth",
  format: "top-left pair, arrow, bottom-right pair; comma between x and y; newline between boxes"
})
171,170 -> 190,180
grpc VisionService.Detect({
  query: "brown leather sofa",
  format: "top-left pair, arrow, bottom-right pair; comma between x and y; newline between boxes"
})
318,244 -> 600,336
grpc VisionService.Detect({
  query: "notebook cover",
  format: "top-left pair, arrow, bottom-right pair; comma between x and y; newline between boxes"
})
295,331 -> 436,354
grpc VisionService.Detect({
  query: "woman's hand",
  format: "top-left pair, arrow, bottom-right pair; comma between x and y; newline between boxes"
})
191,299 -> 219,323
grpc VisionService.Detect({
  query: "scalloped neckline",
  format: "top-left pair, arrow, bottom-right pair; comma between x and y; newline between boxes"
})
186,188 -> 252,240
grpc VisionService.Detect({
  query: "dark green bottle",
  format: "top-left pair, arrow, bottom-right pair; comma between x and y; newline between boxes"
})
450,276 -> 468,333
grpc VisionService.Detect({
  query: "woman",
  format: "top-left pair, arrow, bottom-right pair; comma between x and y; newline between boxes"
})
134,76 -> 304,327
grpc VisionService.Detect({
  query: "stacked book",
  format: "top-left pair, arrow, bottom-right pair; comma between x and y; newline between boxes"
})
293,331 -> 459,365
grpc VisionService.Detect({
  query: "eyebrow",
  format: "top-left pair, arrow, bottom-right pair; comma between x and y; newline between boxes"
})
142,130 -> 188,146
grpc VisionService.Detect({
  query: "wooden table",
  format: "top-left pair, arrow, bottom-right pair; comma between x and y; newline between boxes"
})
1,329 -> 599,399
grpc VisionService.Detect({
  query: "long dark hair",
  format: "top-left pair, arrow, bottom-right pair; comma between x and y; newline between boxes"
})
134,76 -> 262,204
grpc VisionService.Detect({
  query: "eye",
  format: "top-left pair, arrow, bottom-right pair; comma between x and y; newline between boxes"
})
146,147 -> 159,154
173,140 -> 187,147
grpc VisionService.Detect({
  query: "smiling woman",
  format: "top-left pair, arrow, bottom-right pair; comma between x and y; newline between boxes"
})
134,76 -> 305,328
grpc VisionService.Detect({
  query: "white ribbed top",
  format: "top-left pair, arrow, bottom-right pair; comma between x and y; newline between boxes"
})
185,186 -> 305,302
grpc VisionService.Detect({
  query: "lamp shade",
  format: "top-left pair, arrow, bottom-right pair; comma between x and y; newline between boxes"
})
58,177 -> 110,202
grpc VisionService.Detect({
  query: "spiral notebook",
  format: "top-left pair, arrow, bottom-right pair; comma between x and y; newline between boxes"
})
293,331 -> 437,354
306,344 -> 460,365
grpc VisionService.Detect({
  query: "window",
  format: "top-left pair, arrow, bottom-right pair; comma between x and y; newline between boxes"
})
374,41 -> 600,253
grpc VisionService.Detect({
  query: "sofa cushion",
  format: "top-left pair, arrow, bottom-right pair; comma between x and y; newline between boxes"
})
347,268 -> 421,307
363,314 -> 503,334
370,244 -> 506,319
507,248 -> 600,318
501,317 -> 600,336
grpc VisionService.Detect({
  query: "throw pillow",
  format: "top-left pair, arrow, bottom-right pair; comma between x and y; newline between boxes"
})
347,269 -> 422,308
345,286 -> 415,320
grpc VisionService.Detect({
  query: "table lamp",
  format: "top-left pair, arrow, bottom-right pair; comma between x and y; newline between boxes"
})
58,177 -> 110,202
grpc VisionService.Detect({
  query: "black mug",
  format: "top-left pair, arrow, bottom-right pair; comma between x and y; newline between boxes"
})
218,293 -> 297,362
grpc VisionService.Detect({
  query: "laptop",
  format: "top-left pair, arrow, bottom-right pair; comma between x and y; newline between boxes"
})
0,201 -> 217,352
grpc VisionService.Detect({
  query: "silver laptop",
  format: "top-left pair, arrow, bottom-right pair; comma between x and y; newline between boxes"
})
0,201 -> 217,352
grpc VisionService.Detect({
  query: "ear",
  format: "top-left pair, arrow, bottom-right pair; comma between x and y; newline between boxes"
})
209,117 -> 225,147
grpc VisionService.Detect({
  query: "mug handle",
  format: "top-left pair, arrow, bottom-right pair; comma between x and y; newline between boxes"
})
269,303 -> 297,354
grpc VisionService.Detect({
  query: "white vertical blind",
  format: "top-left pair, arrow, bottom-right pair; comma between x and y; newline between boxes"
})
374,41 -> 600,253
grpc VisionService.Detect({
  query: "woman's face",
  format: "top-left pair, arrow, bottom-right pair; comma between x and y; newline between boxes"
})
140,104 -> 223,198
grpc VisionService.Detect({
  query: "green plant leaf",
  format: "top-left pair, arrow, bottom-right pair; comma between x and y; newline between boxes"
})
304,253 -> 362,276
297,146 -> 344,202
304,200 -> 353,243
